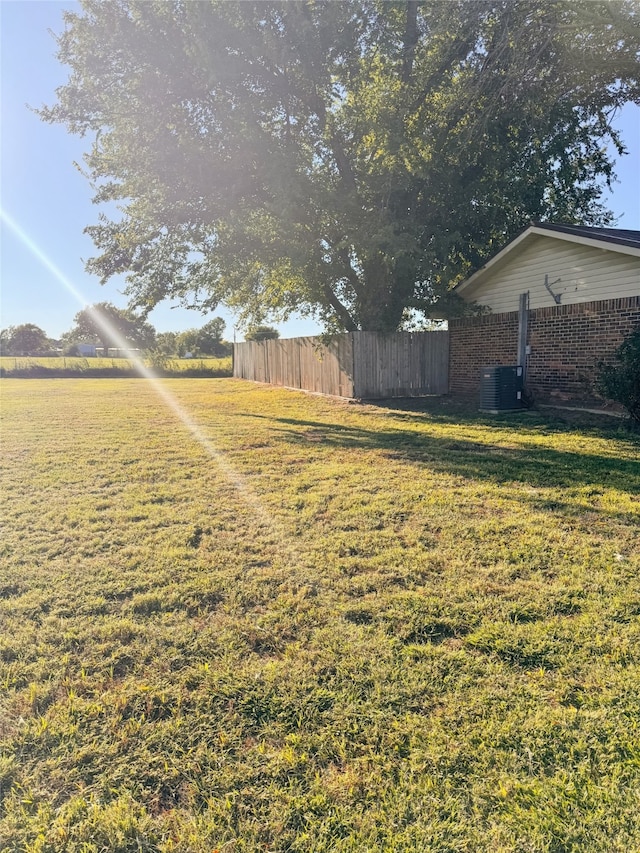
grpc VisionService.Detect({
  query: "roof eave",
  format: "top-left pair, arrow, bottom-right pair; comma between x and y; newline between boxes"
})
455,224 -> 640,297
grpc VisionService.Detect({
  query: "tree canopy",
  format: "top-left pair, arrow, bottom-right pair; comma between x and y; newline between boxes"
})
0,324 -> 51,356
64,302 -> 156,353
245,325 -> 281,342
175,317 -> 230,356
42,1 -> 640,332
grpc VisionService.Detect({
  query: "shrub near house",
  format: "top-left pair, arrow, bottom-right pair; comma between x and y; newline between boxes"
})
597,327 -> 640,425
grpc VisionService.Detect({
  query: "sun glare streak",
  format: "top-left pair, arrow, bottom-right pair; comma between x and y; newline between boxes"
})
2,209 -> 92,309
2,208 -> 298,566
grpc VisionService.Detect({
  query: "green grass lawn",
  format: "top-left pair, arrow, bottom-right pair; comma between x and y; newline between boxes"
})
0,356 -> 232,378
0,379 -> 638,852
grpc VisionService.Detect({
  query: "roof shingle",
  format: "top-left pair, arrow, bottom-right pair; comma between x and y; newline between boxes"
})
532,222 -> 640,249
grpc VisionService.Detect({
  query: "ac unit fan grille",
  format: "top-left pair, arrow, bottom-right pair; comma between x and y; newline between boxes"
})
480,366 -> 524,412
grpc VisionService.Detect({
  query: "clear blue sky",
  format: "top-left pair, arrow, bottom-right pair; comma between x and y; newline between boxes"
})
2,1 -> 639,342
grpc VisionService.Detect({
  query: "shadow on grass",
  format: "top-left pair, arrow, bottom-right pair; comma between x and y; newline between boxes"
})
242,410 -> 639,499
365,394 -> 629,433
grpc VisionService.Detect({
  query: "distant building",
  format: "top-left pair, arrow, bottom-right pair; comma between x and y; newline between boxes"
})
77,343 -> 97,357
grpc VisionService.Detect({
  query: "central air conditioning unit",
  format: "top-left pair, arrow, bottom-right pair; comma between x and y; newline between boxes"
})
479,365 -> 524,413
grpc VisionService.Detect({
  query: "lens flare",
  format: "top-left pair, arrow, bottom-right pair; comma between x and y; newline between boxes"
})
2,208 -> 297,565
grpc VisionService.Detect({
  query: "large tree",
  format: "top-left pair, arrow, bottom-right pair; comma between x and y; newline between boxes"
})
154,331 -> 179,356
0,324 -> 51,356
175,317 -> 230,356
42,1 -> 640,332
245,325 -> 281,342
64,302 -> 156,353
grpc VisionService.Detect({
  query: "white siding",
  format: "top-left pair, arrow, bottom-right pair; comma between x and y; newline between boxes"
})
461,235 -> 640,313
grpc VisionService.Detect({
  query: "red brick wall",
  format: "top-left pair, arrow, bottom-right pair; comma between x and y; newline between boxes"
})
449,311 -> 519,395
449,296 -> 640,403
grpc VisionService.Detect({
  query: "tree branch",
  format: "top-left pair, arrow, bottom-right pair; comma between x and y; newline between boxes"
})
322,283 -> 358,332
304,91 -> 358,193
407,35 -> 475,118
401,1 -> 419,84
335,246 -> 364,298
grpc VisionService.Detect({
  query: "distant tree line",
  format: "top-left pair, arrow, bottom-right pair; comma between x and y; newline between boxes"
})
0,302 -> 280,358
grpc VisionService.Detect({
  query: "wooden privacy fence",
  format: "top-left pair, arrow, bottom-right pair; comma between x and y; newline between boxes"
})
233,335 -> 355,397
233,331 -> 449,398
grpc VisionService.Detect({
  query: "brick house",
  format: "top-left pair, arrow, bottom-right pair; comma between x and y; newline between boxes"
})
449,224 -> 640,404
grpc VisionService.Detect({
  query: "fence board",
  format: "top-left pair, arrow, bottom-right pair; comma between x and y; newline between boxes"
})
351,331 -> 449,397
233,336 -> 355,398
234,331 -> 449,398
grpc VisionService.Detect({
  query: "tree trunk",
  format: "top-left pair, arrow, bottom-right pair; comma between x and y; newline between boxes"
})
357,254 -> 410,333
355,251 -> 419,332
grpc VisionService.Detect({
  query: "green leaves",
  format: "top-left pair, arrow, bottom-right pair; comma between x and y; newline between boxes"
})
65,301 -> 156,352
42,1 -> 640,331
596,328 -> 640,426
0,324 -> 51,356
